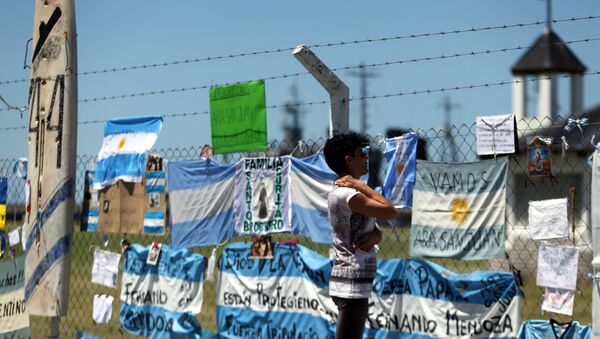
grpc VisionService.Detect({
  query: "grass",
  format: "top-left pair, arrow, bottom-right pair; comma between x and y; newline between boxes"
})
0,225 -> 591,337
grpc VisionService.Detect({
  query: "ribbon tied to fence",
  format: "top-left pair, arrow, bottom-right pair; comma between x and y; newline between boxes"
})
564,117 -> 589,134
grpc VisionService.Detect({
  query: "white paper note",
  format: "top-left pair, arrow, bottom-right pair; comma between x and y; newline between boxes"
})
542,288 -> 575,316
92,294 -> 114,323
536,244 -> 579,290
476,114 -> 515,155
91,248 -> 121,288
8,228 -> 20,247
528,198 -> 569,240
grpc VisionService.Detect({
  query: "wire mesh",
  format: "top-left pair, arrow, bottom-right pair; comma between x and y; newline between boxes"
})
0,116 -> 594,337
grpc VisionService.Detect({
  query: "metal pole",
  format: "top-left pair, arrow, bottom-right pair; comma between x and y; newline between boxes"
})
592,147 -> 600,338
292,45 -> 349,137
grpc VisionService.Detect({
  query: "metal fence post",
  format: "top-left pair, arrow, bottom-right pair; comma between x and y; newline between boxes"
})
292,45 -> 349,137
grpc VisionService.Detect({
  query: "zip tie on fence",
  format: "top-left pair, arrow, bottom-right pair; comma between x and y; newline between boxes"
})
588,135 -> 599,166
561,136 -> 569,161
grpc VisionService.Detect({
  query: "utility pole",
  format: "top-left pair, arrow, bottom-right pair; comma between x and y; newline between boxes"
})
293,45 -> 349,137
282,81 -> 304,147
439,96 -> 459,161
25,1 -> 78,337
347,63 -> 378,134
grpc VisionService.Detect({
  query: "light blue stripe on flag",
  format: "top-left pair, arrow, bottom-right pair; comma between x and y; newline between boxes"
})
94,153 -> 146,187
104,115 -> 162,135
123,244 -> 204,282
146,171 -> 166,193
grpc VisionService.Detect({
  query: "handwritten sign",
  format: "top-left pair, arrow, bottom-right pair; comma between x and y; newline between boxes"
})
120,244 -> 205,338
91,248 -> 120,288
410,158 -> 508,260
210,80 -> 267,154
217,242 -> 337,338
476,114 -> 515,156
536,244 -> 579,290
366,259 -> 522,338
0,256 -> 31,338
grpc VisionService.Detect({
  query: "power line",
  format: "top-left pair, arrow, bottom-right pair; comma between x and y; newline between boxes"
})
1,14 -> 598,86
0,35 -> 592,110
1,71 -> 598,132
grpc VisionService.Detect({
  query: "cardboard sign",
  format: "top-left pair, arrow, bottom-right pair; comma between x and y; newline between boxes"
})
0,256 -> 32,338
209,80 -> 267,154
98,181 -> 145,234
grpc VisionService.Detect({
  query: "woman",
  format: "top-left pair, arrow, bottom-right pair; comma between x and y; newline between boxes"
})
323,133 -> 398,339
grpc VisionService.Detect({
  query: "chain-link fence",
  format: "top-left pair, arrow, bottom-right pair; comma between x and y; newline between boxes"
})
0,116 -> 595,337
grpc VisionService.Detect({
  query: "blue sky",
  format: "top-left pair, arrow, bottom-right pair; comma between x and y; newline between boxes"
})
1,0 -> 599,159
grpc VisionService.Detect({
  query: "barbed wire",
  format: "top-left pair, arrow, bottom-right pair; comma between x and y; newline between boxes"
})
1,15 -> 598,86
1,71 -> 598,132
1,35 -> 594,110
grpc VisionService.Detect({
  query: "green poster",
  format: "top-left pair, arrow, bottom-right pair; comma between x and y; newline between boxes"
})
210,80 -> 267,154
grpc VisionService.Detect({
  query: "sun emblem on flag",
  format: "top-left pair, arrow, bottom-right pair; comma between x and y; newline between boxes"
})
396,162 -> 405,174
117,136 -> 127,150
450,197 -> 470,225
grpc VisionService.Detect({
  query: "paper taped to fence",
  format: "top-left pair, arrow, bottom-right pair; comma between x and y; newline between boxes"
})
0,256 -> 31,338
365,259 -> 521,338
93,115 -> 163,190
410,158 -> 508,260
542,288 -> 575,316
91,248 -> 121,288
476,114 -> 515,156
536,244 -> 579,290
216,242 -> 337,338
168,159 -> 236,248
234,156 -> 291,235
382,133 -> 417,209
290,152 -> 337,243
93,294 -> 114,324
528,198 -> 569,240
120,244 -> 205,338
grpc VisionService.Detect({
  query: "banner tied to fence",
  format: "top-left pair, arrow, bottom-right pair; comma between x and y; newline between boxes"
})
120,244 -> 205,339
216,242 -> 521,338
0,256 -> 31,339
234,156 -> 291,235
383,133 -> 418,209
216,242 -> 337,338
410,157 -> 508,260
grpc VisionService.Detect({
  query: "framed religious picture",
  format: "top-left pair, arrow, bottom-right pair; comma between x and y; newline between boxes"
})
146,154 -> 163,171
528,137 -> 552,178
249,235 -> 273,259
200,144 -> 213,160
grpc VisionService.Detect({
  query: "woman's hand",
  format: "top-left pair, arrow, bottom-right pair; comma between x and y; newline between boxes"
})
354,227 -> 382,252
335,175 -> 366,192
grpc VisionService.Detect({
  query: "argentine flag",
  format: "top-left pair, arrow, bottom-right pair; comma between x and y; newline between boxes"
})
168,159 -> 236,248
382,133 -> 417,209
290,152 -> 337,244
93,116 -> 163,190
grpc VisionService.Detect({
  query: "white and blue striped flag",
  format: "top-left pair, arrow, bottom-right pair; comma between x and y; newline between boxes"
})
168,159 -> 236,248
216,242 -> 337,338
93,116 -> 163,190
382,133 -> 417,209
290,152 -> 337,243
120,244 -> 206,338
410,157 -> 508,260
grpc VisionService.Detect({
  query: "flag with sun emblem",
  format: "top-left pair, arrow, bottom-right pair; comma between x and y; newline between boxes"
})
93,116 -> 163,190
410,157 -> 508,260
382,133 -> 417,209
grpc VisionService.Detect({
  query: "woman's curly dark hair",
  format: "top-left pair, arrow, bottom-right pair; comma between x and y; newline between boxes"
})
323,133 -> 369,176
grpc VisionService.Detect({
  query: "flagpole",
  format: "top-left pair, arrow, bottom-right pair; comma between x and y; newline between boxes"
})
25,0 -> 78,335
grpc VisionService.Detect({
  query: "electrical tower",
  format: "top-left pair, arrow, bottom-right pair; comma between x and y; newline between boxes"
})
347,63 -> 378,134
